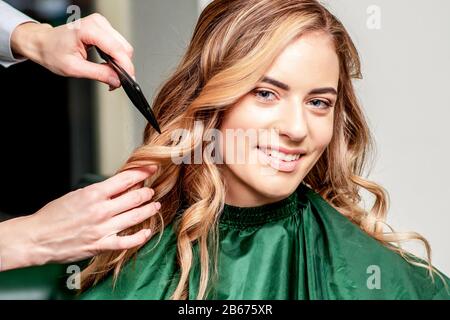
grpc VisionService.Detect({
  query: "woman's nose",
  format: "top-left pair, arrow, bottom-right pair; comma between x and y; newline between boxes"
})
276,98 -> 308,142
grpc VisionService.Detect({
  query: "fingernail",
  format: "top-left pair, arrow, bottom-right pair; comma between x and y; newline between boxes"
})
154,202 -> 161,210
109,77 -> 120,88
145,229 -> 151,237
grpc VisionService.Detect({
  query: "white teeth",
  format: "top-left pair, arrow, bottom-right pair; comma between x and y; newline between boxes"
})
287,154 -> 296,161
259,147 -> 302,162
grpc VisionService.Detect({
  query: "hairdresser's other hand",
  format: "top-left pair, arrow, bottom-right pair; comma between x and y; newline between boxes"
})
0,166 -> 160,272
10,13 -> 134,89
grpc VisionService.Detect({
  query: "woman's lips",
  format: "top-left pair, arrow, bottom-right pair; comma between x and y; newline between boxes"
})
256,147 -> 303,173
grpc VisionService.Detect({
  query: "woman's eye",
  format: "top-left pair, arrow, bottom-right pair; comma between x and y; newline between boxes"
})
308,99 -> 332,109
253,89 -> 277,102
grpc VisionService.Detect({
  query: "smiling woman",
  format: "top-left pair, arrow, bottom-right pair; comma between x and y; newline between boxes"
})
76,0 -> 450,300
219,31 -> 339,206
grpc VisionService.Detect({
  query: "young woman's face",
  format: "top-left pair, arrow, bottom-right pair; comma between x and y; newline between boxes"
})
219,31 -> 340,206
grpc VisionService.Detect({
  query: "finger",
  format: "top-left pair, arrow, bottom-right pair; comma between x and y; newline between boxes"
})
97,229 -> 152,251
96,166 -> 158,198
86,13 -> 134,58
102,23 -> 134,58
114,33 -> 134,58
94,20 -> 135,75
108,50 -> 135,79
79,23 -> 136,77
69,59 -> 120,87
106,187 -> 155,217
103,201 -> 161,235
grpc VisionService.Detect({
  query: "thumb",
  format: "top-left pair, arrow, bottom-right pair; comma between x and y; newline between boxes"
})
71,60 -> 121,88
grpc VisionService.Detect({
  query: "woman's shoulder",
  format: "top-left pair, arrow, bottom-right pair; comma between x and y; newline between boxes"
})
300,185 -> 450,299
79,221 -> 179,300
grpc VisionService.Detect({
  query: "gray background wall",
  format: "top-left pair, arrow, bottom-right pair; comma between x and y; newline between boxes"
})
98,0 -> 450,275
323,0 -> 450,276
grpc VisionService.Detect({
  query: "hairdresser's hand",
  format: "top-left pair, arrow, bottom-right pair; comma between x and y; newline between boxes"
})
10,13 -> 134,89
0,166 -> 160,272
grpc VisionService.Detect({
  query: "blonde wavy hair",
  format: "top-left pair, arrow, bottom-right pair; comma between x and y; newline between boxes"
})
80,0 -> 444,298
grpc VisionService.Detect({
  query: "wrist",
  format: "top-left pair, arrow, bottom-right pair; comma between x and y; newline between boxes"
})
10,22 -> 53,62
0,215 -> 52,271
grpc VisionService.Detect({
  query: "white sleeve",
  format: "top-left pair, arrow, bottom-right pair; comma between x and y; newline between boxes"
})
0,0 -> 37,68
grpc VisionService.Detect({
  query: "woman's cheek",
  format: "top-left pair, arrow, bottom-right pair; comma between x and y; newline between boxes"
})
310,113 -> 335,149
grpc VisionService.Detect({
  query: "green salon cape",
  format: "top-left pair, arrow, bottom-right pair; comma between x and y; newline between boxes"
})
79,183 -> 450,300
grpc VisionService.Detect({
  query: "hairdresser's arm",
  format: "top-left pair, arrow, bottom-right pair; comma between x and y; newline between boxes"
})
0,1 -> 37,67
9,12 -> 135,88
0,166 -> 160,272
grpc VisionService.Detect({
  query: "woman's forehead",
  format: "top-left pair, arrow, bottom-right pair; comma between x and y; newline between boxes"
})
262,32 -> 340,91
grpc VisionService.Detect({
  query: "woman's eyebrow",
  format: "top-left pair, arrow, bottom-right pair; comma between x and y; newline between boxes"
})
261,76 -> 290,91
309,87 -> 338,95
261,76 -> 337,95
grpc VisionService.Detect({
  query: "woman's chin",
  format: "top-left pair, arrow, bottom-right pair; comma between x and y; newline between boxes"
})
250,180 -> 299,201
